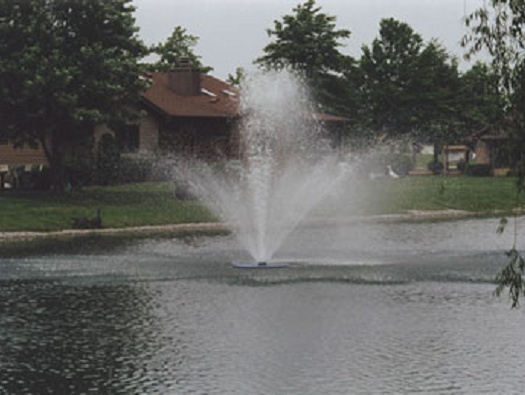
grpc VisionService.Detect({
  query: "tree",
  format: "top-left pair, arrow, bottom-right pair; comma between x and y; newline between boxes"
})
254,0 -> 353,112
359,18 -> 424,138
359,19 -> 458,136
357,18 -> 462,169
96,133 -> 120,186
0,0 -> 148,189
227,67 -> 245,87
414,40 -> 462,167
463,0 -> 525,307
458,61 -> 503,133
148,26 -> 212,73
463,0 -> 525,144
463,1 -> 524,99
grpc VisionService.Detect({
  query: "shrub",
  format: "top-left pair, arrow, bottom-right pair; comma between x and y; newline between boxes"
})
427,160 -> 444,174
465,163 -> 491,176
174,180 -> 196,200
118,156 -> 154,183
456,159 -> 467,172
64,157 -> 93,187
387,154 -> 414,176
33,167 -> 54,190
95,134 -> 121,185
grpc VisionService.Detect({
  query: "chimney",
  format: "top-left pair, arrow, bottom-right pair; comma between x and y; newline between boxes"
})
168,58 -> 201,96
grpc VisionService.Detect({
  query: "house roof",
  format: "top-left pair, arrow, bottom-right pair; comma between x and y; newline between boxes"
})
142,71 -> 349,123
466,127 -> 509,142
315,113 -> 348,122
142,72 -> 240,118
443,145 -> 468,151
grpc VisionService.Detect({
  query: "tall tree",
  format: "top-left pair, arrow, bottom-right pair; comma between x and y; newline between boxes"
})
458,61 -> 503,133
0,0 -> 148,188
254,0 -> 353,112
359,18 -> 425,138
463,1 -> 525,145
358,18 -> 461,154
148,26 -> 212,72
414,40 -> 462,165
463,0 -> 525,307
463,0 -> 524,103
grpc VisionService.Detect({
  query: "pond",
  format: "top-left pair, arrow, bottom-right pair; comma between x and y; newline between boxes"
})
1,217 -> 524,394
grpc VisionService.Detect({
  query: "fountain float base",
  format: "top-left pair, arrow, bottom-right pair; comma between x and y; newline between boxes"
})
232,262 -> 288,269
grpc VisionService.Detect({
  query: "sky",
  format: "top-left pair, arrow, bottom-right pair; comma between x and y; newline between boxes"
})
132,0 -> 487,80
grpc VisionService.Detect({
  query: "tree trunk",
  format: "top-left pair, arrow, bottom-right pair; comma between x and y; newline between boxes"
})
40,130 -> 66,191
433,140 -> 442,175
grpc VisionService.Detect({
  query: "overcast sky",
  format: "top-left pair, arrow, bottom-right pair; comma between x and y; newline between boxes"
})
132,0 -> 486,80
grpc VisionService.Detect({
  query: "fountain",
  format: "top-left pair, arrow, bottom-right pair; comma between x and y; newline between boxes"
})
173,70 -> 352,267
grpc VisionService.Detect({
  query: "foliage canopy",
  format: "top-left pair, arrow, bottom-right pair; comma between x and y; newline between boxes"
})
355,17 -> 464,160
148,26 -> 212,73
463,0 -> 525,307
254,0 -> 353,111
0,0 -> 148,188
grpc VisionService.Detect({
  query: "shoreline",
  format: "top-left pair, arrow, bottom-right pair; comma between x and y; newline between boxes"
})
0,222 -> 229,243
0,209 -> 520,243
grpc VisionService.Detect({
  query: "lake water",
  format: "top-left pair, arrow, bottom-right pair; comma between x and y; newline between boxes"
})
1,217 -> 525,394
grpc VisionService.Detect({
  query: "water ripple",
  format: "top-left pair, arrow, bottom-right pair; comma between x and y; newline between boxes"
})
1,221 -> 525,393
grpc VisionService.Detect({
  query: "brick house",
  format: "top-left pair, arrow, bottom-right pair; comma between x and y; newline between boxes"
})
119,62 -> 347,160
466,125 -> 520,176
1,61 -> 348,187
0,139 -> 49,189
131,61 -> 242,159
0,63 -> 240,188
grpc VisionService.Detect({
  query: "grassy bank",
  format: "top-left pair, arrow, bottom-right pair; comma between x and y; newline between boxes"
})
352,175 -> 524,216
0,177 -> 523,233
0,182 -> 216,232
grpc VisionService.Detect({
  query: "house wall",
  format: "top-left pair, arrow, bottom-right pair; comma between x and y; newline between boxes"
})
0,141 -> 49,168
228,119 -> 242,158
442,145 -> 468,173
139,115 -> 159,153
94,114 -> 159,155
94,124 -> 114,144
159,117 -> 239,160
0,140 -> 49,189
474,140 -> 490,164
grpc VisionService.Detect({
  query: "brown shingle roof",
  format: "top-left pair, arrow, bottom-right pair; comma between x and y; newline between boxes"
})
142,71 -> 349,123
142,72 -> 239,118
315,113 -> 349,122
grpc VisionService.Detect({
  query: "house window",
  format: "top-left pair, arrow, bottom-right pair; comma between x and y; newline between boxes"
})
115,124 -> 140,153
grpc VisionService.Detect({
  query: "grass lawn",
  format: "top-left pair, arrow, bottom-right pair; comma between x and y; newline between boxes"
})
350,175 -> 524,215
0,182 -> 216,232
0,177 -> 523,232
